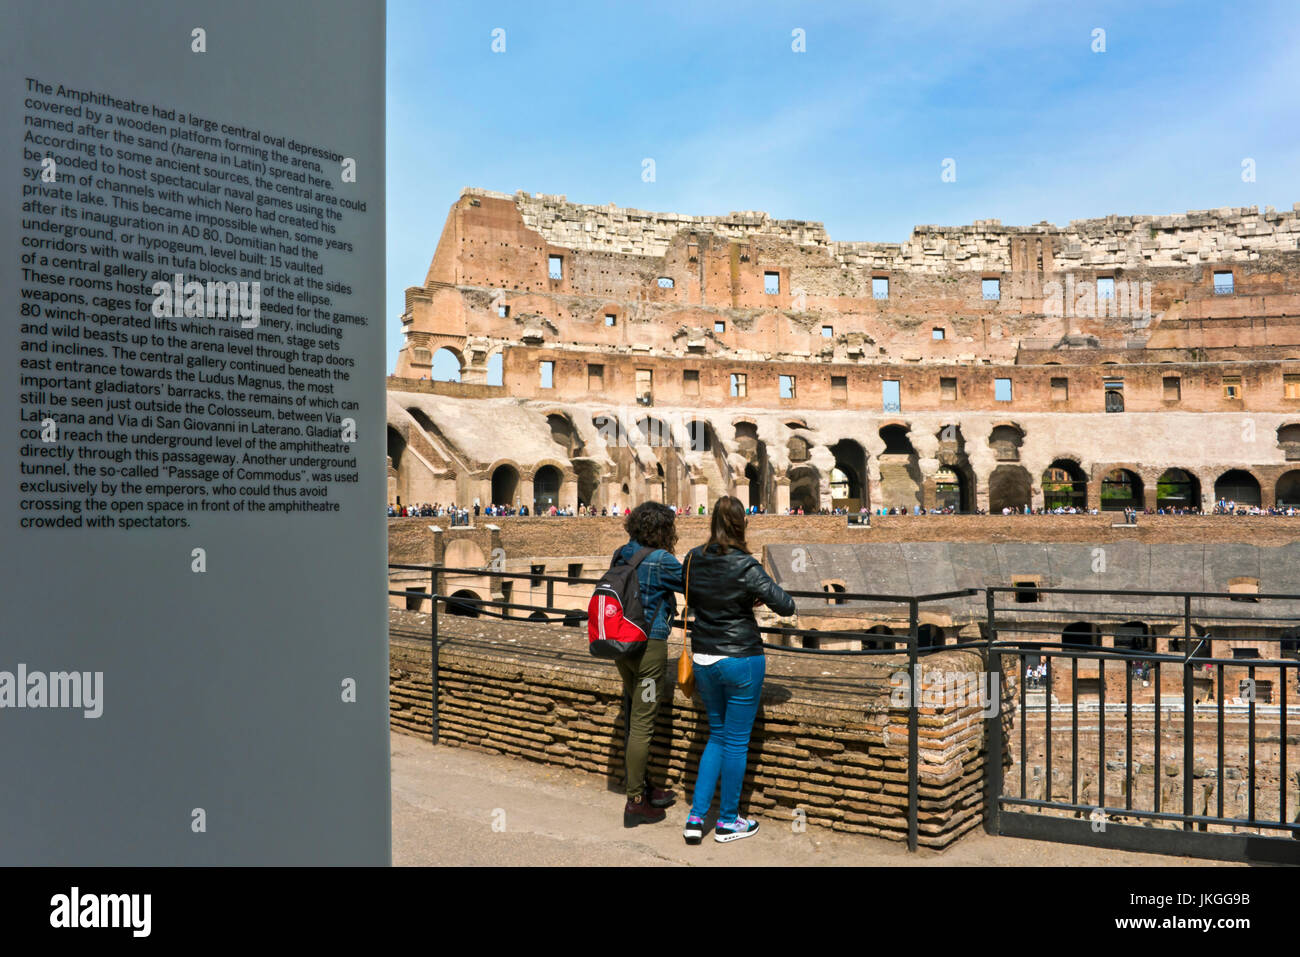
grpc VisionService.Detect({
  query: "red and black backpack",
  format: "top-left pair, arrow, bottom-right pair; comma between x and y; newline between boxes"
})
587,546 -> 655,659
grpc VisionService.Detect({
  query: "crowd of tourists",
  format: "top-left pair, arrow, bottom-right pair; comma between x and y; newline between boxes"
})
389,499 -> 1300,520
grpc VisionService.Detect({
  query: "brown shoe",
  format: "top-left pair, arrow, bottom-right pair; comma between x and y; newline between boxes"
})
646,785 -> 676,808
623,794 -> 667,828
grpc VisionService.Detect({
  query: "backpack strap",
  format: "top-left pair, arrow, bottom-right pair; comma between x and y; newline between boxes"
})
609,545 -> 657,571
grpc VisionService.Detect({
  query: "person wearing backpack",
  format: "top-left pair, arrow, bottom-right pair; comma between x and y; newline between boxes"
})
681,496 -> 796,844
607,501 -> 684,827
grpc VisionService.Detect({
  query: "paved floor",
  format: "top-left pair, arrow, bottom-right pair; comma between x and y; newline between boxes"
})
390,731 -> 1235,866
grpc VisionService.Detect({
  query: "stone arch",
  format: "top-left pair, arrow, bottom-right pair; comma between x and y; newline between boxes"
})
684,417 -> 717,453
1099,467 -> 1143,511
489,461 -> 521,507
483,345 -> 504,386
635,415 -> 676,448
430,346 -> 465,382
444,539 -> 487,569
917,624 -> 945,648
1276,470 -> 1300,506
533,463 -> 563,512
446,588 -> 483,618
1214,468 -> 1261,508
788,465 -> 820,513
935,424 -> 973,512
1113,621 -> 1154,654
545,412 -> 584,457
1043,458 -> 1088,510
989,423 -> 1024,462
878,425 -> 921,510
989,465 -> 1031,513
1277,423 -> 1300,458
830,439 -> 867,511
1062,622 -> 1099,647
592,412 -> 627,447
1156,468 -> 1200,511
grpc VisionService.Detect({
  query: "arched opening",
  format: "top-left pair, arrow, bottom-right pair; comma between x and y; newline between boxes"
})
989,424 -> 1024,462
547,413 -> 583,457
593,414 -> 626,447
1277,423 -> 1300,458
1113,621 -> 1153,653
533,465 -> 562,513
989,465 -> 1031,513
788,466 -> 820,513
1156,468 -> 1200,511
636,416 -> 675,448
917,624 -> 945,648
1214,469 -> 1261,507
1042,459 -> 1087,510
1276,470 -> 1300,507
447,589 -> 483,618
934,467 -> 969,512
787,434 -> 811,462
386,426 -> 406,474
878,425 -> 921,510
431,347 -> 464,382
686,419 -> 714,452
1099,468 -> 1143,511
491,464 -> 519,507
1062,622 -> 1098,647
864,625 -> 896,650
574,460 -> 600,508
830,439 -> 867,511
734,421 -> 758,443
879,424 -> 913,455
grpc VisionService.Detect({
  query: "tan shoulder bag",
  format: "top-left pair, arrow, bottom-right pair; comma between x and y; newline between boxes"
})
676,553 -> 695,698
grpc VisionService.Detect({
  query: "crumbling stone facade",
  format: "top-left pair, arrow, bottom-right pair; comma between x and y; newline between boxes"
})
388,188 -> 1300,515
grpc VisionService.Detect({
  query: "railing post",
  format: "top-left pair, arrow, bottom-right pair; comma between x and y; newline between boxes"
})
907,598 -> 919,853
984,588 -> 1002,835
430,566 -> 440,746
1182,592 -> 1193,830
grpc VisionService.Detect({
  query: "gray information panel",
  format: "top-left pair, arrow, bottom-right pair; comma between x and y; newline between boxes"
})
0,0 -> 389,863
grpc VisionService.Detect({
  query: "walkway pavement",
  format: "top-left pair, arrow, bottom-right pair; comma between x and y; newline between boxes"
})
390,731 -> 1235,866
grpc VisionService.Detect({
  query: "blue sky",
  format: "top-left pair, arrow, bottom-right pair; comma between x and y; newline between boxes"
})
386,0 -> 1300,372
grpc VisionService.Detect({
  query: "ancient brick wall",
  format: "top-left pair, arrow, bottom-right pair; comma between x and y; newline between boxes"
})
388,609 -> 1009,848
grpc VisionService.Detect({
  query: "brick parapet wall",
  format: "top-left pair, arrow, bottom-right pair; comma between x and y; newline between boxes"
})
389,609 -> 1011,848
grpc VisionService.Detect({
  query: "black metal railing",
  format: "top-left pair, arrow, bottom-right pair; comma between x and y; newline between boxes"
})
984,585 -> 1300,864
388,561 -> 977,852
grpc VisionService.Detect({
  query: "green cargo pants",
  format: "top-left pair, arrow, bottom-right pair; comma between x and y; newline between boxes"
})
615,638 -> 668,799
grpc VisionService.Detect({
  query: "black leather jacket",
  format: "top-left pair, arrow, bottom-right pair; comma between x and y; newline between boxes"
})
683,544 -> 796,657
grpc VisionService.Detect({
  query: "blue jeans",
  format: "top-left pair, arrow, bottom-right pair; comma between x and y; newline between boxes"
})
689,654 -> 765,823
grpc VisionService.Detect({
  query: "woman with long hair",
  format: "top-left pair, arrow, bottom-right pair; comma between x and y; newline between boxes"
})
611,501 -> 685,827
681,496 -> 795,844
